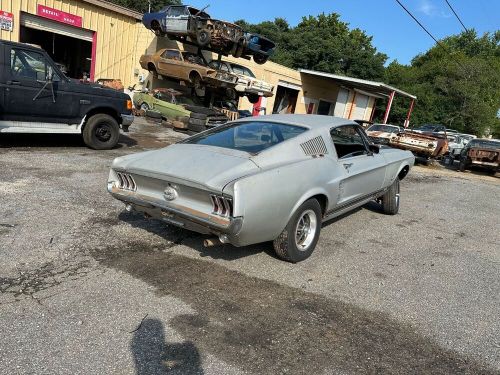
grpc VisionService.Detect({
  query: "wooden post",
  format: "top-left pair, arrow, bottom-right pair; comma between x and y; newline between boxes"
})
382,91 -> 395,124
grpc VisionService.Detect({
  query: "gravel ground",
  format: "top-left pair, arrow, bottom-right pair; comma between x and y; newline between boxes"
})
1,118 -> 499,374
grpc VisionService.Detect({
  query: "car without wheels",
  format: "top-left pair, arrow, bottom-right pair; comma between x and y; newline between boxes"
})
139,49 -> 238,97
208,60 -> 274,103
107,115 -> 414,263
366,124 -> 402,145
0,40 -> 133,150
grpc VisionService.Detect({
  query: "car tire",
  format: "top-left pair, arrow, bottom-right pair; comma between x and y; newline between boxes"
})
140,103 -> 150,111
247,94 -> 260,104
253,53 -> 268,65
188,121 -> 206,133
273,199 -> 322,263
184,105 -> 213,115
382,178 -> 400,215
190,112 -> 208,120
82,114 -> 120,150
188,118 -> 206,126
146,110 -> 162,119
196,29 -> 211,47
459,159 -> 467,172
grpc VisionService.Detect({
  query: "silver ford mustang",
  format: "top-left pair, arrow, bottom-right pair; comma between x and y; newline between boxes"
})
107,115 -> 414,262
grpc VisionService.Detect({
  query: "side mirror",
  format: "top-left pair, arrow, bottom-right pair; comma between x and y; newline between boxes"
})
369,144 -> 380,154
47,67 -> 53,82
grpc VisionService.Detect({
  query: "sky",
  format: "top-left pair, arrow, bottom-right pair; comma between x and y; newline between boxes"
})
186,0 -> 499,65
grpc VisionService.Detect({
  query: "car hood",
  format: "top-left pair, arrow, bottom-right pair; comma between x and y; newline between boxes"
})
112,144 -> 260,191
366,131 -> 394,138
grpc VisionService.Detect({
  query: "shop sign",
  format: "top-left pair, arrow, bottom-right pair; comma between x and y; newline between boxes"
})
0,10 -> 13,31
37,5 -> 82,28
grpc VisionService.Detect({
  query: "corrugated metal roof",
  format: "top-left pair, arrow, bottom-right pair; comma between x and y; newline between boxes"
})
299,69 -> 417,100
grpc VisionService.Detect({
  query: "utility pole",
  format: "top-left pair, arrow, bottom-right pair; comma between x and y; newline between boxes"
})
148,0 -> 151,13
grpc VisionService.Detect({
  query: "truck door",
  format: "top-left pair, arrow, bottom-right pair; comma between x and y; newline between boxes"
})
4,46 -> 77,123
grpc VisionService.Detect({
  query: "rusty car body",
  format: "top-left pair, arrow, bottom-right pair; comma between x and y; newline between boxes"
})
389,130 -> 448,160
366,124 -> 402,145
458,138 -> 499,173
107,115 -> 414,263
140,49 -> 238,96
142,5 -> 243,52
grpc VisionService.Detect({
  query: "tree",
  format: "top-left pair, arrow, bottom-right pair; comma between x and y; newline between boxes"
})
106,0 -> 180,13
381,30 -> 500,136
236,14 -> 387,80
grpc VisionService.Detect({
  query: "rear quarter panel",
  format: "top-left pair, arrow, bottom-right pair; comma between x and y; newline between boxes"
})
225,157 -> 338,246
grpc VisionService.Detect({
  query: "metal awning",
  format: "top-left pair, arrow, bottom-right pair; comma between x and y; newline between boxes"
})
299,69 -> 417,100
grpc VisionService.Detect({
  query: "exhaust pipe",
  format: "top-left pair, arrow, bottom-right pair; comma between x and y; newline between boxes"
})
203,238 -> 222,247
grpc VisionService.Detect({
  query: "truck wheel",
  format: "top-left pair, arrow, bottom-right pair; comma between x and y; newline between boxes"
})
382,178 -> 400,215
83,114 -> 120,150
459,159 -> 467,172
197,29 -> 211,47
253,53 -> 268,65
273,199 -> 322,263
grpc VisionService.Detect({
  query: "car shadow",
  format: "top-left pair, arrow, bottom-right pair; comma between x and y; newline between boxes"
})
131,318 -> 204,375
118,211 -> 275,261
0,133 -> 137,149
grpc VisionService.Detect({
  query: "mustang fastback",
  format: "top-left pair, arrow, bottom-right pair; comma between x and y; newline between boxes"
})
107,115 -> 414,262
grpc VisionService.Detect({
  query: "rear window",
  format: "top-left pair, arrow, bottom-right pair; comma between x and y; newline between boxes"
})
183,121 -> 308,154
468,140 -> 500,150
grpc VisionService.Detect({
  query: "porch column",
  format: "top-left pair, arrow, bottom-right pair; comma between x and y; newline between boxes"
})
382,91 -> 395,124
403,98 -> 415,128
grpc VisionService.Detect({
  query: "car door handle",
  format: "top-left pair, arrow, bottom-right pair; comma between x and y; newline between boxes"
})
7,80 -> 20,85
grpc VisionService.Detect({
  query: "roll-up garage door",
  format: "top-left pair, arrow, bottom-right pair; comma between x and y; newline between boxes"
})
21,13 -> 93,42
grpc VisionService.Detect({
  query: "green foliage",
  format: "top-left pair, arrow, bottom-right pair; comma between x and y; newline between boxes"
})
381,30 -> 500,137
236,13 -> 387,80
106,0 -> 180,13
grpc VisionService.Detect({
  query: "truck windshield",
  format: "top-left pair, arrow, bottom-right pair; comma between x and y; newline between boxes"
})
183,121 -> 308,154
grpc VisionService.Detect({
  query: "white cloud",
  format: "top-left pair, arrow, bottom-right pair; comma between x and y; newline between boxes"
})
418,0 -> 451,18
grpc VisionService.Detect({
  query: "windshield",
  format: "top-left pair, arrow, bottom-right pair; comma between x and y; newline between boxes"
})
183,121 -> 308,154
230,63 -> 255,78
367,124 -> 399,133
468,139 -> 500,150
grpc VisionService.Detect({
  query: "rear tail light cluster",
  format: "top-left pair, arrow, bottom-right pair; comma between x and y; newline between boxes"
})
116,172 -> 137,191
210,195 -> 233,217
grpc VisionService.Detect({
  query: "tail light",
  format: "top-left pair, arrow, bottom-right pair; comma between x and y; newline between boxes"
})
210,195 -> 233,218
116,172 -> 137,191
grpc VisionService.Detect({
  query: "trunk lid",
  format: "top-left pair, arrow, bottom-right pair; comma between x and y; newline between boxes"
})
121,144 -> 259,191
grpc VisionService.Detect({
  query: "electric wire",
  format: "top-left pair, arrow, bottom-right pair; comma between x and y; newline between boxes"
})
444,0 -> 469,32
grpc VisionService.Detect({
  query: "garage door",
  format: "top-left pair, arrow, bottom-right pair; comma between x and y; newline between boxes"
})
21,13 -> 93,42
352,93 -> 369,120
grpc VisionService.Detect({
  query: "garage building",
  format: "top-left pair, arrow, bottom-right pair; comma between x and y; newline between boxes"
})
0,0 -> 148,86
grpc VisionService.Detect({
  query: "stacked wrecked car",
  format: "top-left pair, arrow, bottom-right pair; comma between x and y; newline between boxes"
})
138,4 -> 276,132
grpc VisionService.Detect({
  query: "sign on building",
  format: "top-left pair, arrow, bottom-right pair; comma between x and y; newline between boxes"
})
0,10 -> 13,31
37,5 -> 82,28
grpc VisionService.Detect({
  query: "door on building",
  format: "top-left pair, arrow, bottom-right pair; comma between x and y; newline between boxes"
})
317,100 -> 335,116
352,93 -> 369,120
20,13 -> 93,81
333,88 -> 349,118
272,85 -> 299,114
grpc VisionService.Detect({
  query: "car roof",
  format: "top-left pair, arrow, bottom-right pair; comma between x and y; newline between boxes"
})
0,40 -> 43,52
234,114 -> 356,129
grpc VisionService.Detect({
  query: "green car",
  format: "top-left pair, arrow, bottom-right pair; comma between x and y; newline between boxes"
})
133,88 -> 228,132
133,88 -> 191,122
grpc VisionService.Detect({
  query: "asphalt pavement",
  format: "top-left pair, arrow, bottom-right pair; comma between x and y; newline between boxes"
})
1,118 -> 499,374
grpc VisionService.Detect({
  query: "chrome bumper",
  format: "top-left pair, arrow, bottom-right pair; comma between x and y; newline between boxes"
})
108,186 -> 243,237
121,114 -> 134,126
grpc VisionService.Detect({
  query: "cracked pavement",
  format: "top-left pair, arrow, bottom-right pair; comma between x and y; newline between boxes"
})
0,118 -> 499,374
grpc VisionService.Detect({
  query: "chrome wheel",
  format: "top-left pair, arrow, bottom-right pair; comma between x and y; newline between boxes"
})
294,209 -> 318,251
140,103 -> 150,111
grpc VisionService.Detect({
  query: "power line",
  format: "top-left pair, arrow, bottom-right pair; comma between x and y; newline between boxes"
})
444,0 -> 468,32
393,0 -> 450,52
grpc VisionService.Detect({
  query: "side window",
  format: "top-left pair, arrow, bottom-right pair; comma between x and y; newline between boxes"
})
219,63 -> 229,72
163,50 -> 181,61
10,48 -> 47,81
330,125 -> 369,159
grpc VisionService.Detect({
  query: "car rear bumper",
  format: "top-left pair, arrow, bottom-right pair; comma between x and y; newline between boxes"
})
108,185 -> 244,240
